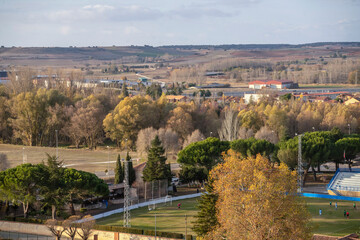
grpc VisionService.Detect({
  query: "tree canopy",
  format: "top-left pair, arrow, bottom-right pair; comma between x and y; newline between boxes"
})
208,151 -> 311,240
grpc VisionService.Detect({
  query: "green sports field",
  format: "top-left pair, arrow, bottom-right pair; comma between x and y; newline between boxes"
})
307,197 -> 360,236
96,197 -> 360,237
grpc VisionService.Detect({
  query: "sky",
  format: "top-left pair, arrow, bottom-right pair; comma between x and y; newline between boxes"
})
0,0 -> 359,47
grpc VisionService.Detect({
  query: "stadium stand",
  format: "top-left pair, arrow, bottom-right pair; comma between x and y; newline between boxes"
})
327,168 -> 360,197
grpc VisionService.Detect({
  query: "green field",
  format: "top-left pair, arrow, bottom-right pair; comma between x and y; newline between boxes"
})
96,197 -> 360,237
97,198 -> 199,235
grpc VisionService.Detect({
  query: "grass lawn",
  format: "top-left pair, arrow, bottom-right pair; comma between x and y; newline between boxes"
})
97,198 -> 199,235
96,197 -> 360,237
306,197 -> 360,237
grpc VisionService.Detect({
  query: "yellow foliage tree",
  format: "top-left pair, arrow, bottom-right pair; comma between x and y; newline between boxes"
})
208,150 -> 312,240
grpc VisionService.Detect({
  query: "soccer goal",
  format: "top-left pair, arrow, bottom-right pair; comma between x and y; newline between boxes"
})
164,195 -> 173,206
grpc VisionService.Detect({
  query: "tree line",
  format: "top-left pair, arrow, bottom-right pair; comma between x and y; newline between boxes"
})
0,154 -> 109,219
178,130 -> 360,185
1,78 -> 359,153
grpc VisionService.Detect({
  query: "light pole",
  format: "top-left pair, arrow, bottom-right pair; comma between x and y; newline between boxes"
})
106,146 -> 109,175
22,147 -> 25,164
348,123 -> 351,135
185,214 -> 187,238
210,132 -> 213,138
55,130 -> 58,159
155,213 -> 157,240
296,133 -> 303,193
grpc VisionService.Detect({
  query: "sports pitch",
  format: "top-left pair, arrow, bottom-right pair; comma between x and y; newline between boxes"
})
96,197 -> 360,237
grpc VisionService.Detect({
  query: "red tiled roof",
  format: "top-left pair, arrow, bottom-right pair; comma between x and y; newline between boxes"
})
248,80 -> 267,85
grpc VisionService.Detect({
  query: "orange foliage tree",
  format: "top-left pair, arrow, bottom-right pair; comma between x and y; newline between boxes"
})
208,150 -> 312,240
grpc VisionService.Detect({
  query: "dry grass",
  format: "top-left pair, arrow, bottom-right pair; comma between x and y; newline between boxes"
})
0,144 -> 140,173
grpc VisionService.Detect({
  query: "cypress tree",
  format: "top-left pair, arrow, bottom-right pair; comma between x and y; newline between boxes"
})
142,135 -> 171,182
192,178 -> 218,237
114,154 -> 124,184
121,83 -> 129,97
125,152 -> 136,186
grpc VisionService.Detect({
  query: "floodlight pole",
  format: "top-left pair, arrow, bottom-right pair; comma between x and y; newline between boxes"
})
123,138 -> 132,228
297,134 -> 303,193
22,147 -> 25,164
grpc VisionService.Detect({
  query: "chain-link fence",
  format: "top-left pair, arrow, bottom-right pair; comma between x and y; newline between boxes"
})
136,179 -> 169,201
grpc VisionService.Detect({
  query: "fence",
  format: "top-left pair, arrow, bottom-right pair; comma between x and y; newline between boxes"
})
0,231 -> 56,240
89,192 -> 202,220
301,193 -> 360,202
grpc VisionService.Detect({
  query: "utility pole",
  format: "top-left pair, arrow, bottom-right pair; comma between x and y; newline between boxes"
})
155,213 -> 157,240
348,123 -> 351,135
297,134 -> 303,193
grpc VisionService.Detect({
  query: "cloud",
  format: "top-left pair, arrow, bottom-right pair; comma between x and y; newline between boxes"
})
170,7 -> 230,19
124,26 -> 140,35
60,26 -> 71,35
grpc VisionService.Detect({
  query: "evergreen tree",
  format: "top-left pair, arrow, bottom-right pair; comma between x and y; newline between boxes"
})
114,154 -> 124,184
125,152 -> 136,186
142,135 -> 171,182
192,178 -> 218,237
121,83 -> 129,98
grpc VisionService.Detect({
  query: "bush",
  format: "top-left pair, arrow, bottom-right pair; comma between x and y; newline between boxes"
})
80,208 -> 87,213
4,217 -> 44,224
185,234 -> 193,240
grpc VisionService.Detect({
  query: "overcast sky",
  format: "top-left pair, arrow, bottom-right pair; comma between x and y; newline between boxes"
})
1,0 -> 359,47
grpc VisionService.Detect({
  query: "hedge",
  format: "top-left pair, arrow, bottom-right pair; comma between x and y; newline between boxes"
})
94,225 -> 143,235
143,229 -> 184,239
3,216 -> 44,224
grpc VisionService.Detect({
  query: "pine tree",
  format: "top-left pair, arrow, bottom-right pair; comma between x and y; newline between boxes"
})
192,178 -> 218,237
142,135 -> 171,182
114,154 -> 124,184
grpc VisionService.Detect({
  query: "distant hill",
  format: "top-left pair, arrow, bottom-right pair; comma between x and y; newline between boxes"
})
0,42 -> 359,67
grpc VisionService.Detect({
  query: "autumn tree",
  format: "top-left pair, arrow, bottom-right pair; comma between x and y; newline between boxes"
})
208,151 -> 311,240
167,106 -> 194,140
103,96 -> 156,148
142,135 -> 171,182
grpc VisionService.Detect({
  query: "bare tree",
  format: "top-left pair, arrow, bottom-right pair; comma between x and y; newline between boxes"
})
218,107 -> 240,141
158,127 -> 180,154
63,215 -> 81,240
136,127 -> 158,157
78,215 -> 95,240
254,126 -> 279,144
0,153 -> 9,171
45,219 -> 66,240
237,127 -> 254,139
183,129 -> 205,148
